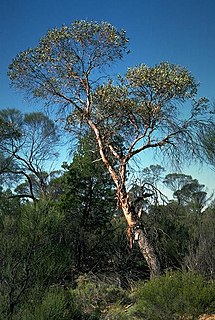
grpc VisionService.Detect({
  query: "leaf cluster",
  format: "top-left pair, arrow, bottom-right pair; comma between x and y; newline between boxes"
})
8,21 -> 128,106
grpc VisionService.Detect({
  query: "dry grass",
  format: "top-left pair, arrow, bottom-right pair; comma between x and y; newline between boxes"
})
199,315 -> 215,320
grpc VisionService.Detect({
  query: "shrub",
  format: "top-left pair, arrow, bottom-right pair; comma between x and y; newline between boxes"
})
102,302 -> 132,320
73,274 -> 130,319
12,286 -> 82,320
132,271 -> 215,320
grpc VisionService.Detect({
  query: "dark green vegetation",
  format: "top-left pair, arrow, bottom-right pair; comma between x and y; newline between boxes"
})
1,114 -> 215,319
1,20 -> 215,318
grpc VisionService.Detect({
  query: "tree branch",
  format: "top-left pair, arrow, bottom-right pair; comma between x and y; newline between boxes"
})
87,119 -> 119,187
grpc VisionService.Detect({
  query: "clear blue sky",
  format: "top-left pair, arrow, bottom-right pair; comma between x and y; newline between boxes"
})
0,0 -> 215,192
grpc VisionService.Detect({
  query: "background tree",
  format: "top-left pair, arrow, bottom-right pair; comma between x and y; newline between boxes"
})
58,136 -> 116,273
163,173 -> 209,213
8,20 -> 214,277
0,109 -> 60,201
140,164 -> 165,187
183,203 -> 215,279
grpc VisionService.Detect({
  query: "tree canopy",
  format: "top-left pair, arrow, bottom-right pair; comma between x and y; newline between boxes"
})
0,108 -> 59,200
8,21 -> 213,171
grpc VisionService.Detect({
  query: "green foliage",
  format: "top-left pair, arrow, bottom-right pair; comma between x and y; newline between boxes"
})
126,62 -> 197,101
164,173 -> 208,211
132,271 -> 215,320
135,172 -> 214,272
0,188 -> 21,216
0,200 -> 73,318
102,303 -> 130,320
3,19 -> 215,317
73,274 -> 130,319
8,20 -> 128,101
140,198 -> 215,274
91,62 -> 203,148
13,287 -> 81,320
139,203 -> 189,270
184,205 -> 215,279
8,20 -> 214,170
58,136 -> 117,272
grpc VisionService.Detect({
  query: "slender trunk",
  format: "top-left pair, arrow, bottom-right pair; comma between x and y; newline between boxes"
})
87,119 -> 160,277
119,189 -> 161,278
136,228 -> 161,278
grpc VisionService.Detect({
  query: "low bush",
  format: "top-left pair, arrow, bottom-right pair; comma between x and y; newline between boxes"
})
131,271 -> 215,320
73,274 -> 131,319
12,286 -> 82,320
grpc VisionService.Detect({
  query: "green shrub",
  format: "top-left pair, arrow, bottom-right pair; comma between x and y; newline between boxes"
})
73,274 -> 130,319
132,271 -> 215,320
12,286 -> 82,320
103,302 -> 132,320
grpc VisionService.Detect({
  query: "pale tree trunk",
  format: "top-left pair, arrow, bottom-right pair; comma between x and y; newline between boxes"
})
119,190 -> 161,278
136,228 -> 161,278
88,119 -> 161,278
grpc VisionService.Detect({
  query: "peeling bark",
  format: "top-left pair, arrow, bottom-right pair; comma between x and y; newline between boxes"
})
119,189 -> 161,278
136,228 -> 161,278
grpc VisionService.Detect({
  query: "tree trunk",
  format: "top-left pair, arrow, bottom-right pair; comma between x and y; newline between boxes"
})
119,190 -> 161,278
136,228 -> 161,278
88,120 -> 161,277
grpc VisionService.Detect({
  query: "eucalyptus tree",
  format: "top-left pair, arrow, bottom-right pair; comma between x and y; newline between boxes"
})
0,109 -> 59,201
163,173 -> 209,213
8,20 -> 214,277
